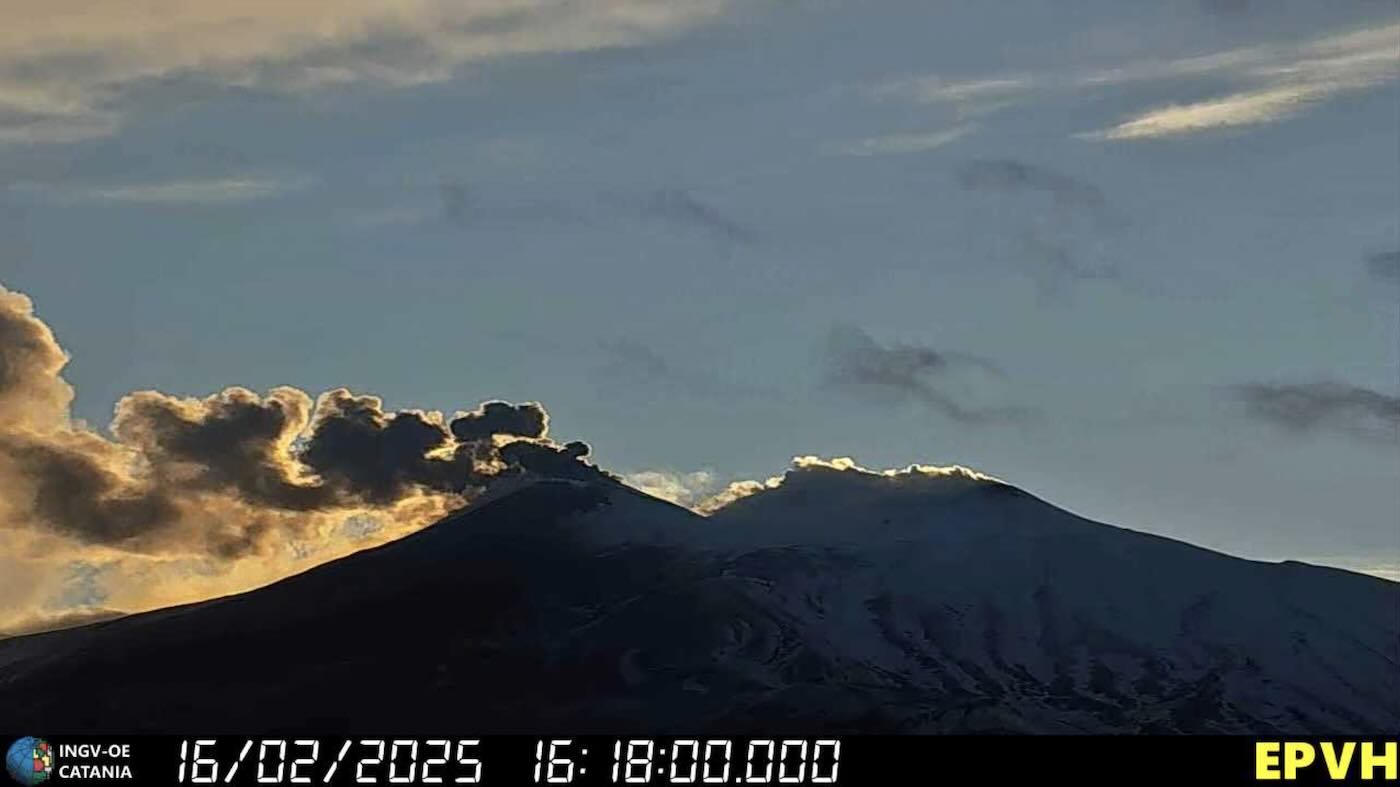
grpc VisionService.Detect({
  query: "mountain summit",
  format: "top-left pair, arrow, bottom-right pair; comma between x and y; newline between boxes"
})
1,469 -> 1395,734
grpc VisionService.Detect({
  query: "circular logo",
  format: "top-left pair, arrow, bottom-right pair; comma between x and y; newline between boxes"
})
4,738 -> 53,786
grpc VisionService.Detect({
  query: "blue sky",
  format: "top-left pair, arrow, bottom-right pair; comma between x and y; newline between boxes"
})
1,0 -> 1397,582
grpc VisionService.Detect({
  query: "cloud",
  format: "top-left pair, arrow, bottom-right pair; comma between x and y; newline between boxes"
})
0,0 -> 730,144
1084,25 -> 1399,139
111,387 -> 329,512
1367,250 -> 1400,283
0,430 -> 183,548
1087,85 -> 1328,140
623,469 -> 722,508
0,114 -> 122,146
12,176 -> 312,205
0,280 -> 602,624
867,75 -> 1034,121
1232,381 -> 1400,441
832,125 -> 973,157
0,286 -> 75,430
498,438 -> 599,481
871,23 -> 1399,140
0,607 -> 124,638
872,76 -> 1033,105
450,400 -> 549,442
697,455 -> 1003,515
822,324 -> 1029,425
297,390 -> 487,507
639,189 -> 758,246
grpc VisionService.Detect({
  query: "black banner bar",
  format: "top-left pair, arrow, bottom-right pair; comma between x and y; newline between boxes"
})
1,735 -> 1395,786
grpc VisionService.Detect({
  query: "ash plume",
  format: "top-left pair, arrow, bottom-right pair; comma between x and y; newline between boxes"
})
0,281 -> 597,562
450,400 -> 549,442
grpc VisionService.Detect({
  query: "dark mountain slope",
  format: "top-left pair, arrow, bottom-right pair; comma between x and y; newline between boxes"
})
0,473 -> 1395,734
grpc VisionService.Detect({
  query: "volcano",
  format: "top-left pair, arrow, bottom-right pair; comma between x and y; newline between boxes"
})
0,468 -> 1395,734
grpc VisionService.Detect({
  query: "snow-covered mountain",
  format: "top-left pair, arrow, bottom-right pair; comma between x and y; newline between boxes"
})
1,467 -> 1395,734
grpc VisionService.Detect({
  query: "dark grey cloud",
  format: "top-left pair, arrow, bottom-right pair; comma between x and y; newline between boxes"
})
497,439 -> 607,483
640,188 -> 758,246
1233,381 -> 1400,441
450,400 -> 549,442
0,280 -> 600,557
112,387 -> 332,511
0,430 -> 181,545
823,324 -> 1029,425
299,390 -> 481,506
1367,250 -> 1400,283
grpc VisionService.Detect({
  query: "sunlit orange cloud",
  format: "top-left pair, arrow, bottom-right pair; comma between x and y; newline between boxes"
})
0,281 -> 593,633
0,0 -> 730,143
0,492 -> 457,633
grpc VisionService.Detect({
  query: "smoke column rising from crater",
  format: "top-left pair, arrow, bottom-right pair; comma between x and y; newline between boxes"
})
0,281 -> 597,630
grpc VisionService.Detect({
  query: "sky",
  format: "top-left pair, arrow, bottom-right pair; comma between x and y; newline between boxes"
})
0,0 -> 1397,624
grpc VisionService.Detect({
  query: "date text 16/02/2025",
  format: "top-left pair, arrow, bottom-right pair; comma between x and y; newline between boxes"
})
176,738 -> 844,785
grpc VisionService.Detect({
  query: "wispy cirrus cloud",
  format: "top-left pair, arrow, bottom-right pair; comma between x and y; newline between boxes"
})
870,23 -> 1399,141
10,175 -> 311,205
830,125 -> 973,157
867,75 -> 1034,120
1086,25 -> 1400,139
0,0 -> 731,144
